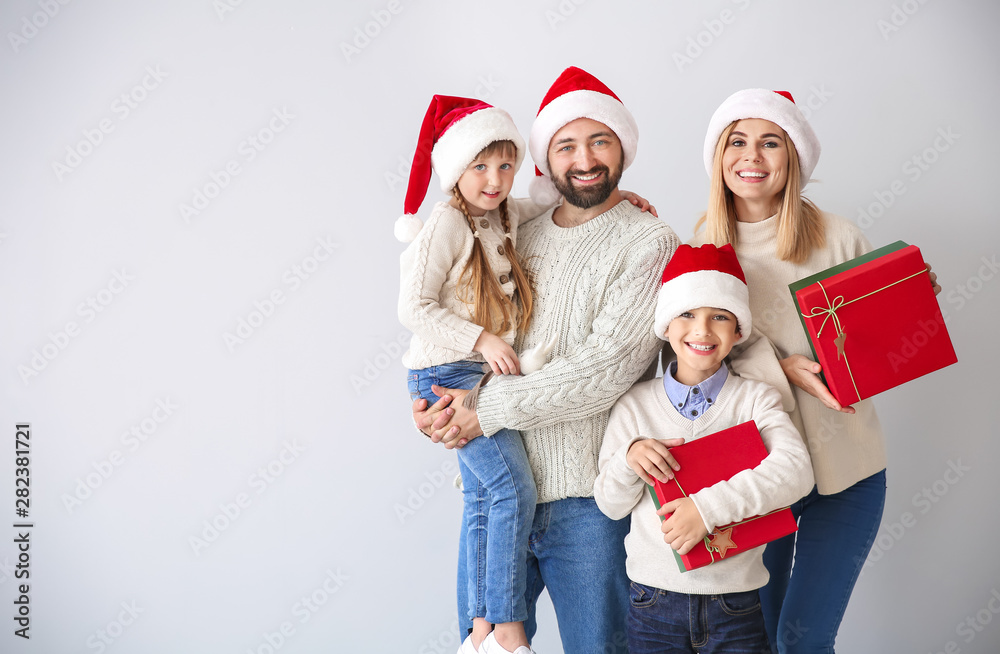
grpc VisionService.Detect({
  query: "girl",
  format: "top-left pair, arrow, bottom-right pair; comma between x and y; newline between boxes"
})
692,88 -> 938,653
396,95 -> 541,654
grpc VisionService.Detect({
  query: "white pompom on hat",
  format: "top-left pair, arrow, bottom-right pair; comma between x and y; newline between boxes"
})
395,95 -> 525,242
703,89 -> 821,191
528,66 -> 638,203
653,243 -> 752,344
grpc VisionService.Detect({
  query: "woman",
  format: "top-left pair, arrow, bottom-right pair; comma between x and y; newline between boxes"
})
691,88 -> 938,652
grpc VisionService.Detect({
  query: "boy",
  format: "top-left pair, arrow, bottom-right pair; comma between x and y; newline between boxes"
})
594,243 -> 814,653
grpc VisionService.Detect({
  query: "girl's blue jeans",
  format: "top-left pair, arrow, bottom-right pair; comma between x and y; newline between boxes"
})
759,469 -> 887,653
408,361 -> 537,625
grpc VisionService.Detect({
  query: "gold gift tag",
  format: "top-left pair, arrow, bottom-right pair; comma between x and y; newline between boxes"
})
834,332 -> 847,359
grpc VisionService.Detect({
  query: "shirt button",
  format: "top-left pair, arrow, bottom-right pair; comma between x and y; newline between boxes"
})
497,245 -> 505,255
691,410 -> 699,417
499,275 -> 509,284
692,388 -> 700,395
480,219 -> 490,229
707,398 -> 713,403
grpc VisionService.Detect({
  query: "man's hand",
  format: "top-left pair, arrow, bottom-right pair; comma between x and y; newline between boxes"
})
658,497 -> 709,555
412,386 -> 485,449
626,438 -> 685,485
779,354 -> 856,414
412,394 -> 467,449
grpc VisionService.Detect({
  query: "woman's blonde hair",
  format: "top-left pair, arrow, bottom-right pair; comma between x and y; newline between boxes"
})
694,122 -> 825,263
453,140 -> 534,335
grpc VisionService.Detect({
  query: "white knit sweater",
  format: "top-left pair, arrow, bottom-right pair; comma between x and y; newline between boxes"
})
692,212 -> 887,494
594,375 -> 813,594
398,198 -> 547,370
475,200 -> 679,503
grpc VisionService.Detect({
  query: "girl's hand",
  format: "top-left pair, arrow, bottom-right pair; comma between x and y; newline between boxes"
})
658,497 -> 709,555
474,331 -> 521,376
620,190 -> 658,218
626,438 -> 685,485
779,354 -> 856,414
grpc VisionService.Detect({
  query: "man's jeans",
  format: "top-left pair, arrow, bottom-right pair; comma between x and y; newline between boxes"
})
409,361 -> 536,624
457,496 -> 631,653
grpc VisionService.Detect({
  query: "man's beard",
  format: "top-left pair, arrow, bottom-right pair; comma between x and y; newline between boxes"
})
550,159 -> 624,209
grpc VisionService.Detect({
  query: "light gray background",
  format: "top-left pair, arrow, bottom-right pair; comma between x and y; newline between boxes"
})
1,1 -> 998,652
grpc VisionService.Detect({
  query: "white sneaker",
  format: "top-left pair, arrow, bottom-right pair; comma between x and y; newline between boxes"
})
481,631 -> 535,654
457,634 -> 481,654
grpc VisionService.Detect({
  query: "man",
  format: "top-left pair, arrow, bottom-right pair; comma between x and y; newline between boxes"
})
414,67 -> 679,653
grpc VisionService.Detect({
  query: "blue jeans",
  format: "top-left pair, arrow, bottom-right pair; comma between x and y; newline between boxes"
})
759,470 -> 886,653
627,582 -> 771,653
457,496 -> 631,653
408,361 -> 536,624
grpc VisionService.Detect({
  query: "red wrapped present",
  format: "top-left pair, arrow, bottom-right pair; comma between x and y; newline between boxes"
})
790,241 -> 957,407
647,420 -> 798,573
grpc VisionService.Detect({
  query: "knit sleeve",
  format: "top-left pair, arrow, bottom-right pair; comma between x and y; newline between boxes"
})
689,383 -> 814,531
508,195 -> 558,231
593,388 -> 649,520
397,205 -> 484,354
475,223 -> 679,435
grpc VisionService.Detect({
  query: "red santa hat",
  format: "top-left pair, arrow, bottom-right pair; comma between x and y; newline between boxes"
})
703,89 -> 821,191
654,243 -> 752,343
528,67 -> 638,204
395,95 -> 525,242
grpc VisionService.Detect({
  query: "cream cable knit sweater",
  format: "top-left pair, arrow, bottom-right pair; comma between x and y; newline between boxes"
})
475,200 -> 679,503
692,212 -> 887,494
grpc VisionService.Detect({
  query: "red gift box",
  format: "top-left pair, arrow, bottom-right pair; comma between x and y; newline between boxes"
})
790,241 -> 957,407
647,420 -> 798,573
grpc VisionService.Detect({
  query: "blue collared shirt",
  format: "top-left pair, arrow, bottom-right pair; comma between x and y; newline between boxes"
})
662,361 -> 728,421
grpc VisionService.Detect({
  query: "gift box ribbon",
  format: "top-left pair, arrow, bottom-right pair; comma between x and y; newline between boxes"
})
800,268 -> 928,402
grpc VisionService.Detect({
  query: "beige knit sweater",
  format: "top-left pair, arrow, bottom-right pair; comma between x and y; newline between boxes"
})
475,201 -> 679,503
692,212 -> 887,494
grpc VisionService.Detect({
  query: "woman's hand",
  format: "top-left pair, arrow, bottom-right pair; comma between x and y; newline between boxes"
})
779,354 -> 856,414
474,331 -> 520,376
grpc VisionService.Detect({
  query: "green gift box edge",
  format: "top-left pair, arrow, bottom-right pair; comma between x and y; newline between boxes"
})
646,483 -> 689,574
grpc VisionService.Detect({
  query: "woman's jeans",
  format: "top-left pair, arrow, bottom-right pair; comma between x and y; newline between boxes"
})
759,470 -> 887,653
408,361 -> 536,624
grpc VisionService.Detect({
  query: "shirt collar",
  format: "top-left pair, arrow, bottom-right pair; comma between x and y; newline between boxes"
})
663,361 -> 728,413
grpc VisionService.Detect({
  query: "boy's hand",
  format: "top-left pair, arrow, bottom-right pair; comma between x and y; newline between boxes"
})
474,331 -> 520,376
658,497 -> 709,555
626,438 -> 684,485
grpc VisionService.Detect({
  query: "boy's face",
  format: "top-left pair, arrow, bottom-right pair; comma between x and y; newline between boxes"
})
665,307 -> 740,386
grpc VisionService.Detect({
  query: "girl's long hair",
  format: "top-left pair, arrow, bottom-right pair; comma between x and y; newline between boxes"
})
694,122 -> 825,263
453,140 -> 534,334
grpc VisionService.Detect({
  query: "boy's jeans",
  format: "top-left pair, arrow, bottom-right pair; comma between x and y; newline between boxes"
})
408,361 -> 536,624
627,582 -> 771,653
